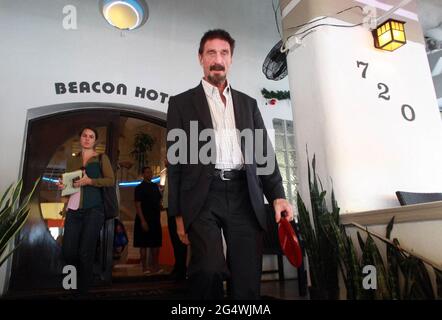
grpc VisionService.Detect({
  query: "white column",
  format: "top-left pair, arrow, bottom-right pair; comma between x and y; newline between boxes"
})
281,0 -> 442,213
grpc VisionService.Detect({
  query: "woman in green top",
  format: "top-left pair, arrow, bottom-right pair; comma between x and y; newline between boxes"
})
58,126 -> 115,294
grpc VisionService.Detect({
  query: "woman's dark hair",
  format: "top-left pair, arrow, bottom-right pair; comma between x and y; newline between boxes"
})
198,29 -> 235,55
79,126 -> 99,140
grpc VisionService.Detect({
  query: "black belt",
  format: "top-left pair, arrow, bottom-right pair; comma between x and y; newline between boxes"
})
213,169 -> 246,181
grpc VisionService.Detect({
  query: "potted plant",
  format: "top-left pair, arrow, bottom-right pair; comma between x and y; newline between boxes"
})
0,178 -> 40,267
297,154 -> 442,299
131,132 -> 155,174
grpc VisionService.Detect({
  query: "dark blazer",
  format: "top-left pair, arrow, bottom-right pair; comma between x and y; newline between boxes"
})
166,83 -> 285,231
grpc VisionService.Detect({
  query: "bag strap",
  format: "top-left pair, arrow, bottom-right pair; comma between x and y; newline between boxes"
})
99,154 -> 117,186
98,153 -> 104,177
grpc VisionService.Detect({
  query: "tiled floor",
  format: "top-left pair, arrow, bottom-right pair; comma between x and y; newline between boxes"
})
112,263 -> 173,277
111,265 -> 307,300
5,261 -> 308,300
261,279 -> 308,300
111,262 -> 307,300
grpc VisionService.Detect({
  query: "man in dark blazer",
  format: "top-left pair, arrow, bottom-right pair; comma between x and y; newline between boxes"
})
167,29 -> 293,300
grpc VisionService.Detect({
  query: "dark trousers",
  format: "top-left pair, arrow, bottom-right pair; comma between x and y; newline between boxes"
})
62,207 -> 104,293
167,213 -> 188,278
187,177 -> 263,300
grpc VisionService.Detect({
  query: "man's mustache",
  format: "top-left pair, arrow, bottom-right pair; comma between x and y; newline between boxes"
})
210,64 -> 225,71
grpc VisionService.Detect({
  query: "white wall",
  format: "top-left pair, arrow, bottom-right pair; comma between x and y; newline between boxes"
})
282,2 -> 442,295
285,17 -> 442,213
0,0 -> 294,294
0,0 -> 292,188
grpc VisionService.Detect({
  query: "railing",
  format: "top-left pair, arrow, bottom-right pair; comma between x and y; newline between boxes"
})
340,201 -> 442,270
340,200 -> 442,226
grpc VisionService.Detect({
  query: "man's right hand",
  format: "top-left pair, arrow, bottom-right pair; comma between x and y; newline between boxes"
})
176,216 -> 190,245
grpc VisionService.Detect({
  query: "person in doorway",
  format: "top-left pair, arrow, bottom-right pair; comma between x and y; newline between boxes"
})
162,159 -> 188,282
57,126 -> 115,295
166,29 -> 294,300
134,166 -> 163,274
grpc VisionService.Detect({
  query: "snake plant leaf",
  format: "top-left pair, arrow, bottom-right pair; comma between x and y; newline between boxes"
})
362,234 -> 392,299
0,181 -> 21,218
331,185 -> 340,224
0,178 -> 40,267
384,218 -> 400,299
0,183 -> 14,212
10,180 -> 23,209
386,242 -> 401,300
357,231 -> 366,252
0,208 -> 30,257
401,256 -> 415,299
0,196 -> 32,251
298,153 -> 439,300
323,214 -> 362,299
386,216 -> 395,239
346,234 -> 363,299
413,259 -> 435,299
435,268 -> 442,299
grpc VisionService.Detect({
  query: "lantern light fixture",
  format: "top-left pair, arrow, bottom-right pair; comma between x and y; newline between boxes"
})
373,19 -> 407,52
370,0 -> 412,51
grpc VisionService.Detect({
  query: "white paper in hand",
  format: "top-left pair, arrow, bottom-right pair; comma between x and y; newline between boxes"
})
61,170 -> 82,197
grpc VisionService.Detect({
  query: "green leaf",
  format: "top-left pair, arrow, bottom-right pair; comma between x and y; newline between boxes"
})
0,208 -> 30,256
0,182 -> 14,212
330,183 -> 340,224
357,231 -> 366,252
0,178 -> 40,268
413,259 -> 435,299
386,216 -> 395,239
434,268 -> 442,299
0,241 -> 23,267
386,243 -> 401,300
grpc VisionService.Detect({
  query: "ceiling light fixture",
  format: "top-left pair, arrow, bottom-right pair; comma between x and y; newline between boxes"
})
100,0 -> 148,30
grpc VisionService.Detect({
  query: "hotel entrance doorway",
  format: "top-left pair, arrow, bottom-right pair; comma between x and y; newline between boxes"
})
9,108 -> 168,294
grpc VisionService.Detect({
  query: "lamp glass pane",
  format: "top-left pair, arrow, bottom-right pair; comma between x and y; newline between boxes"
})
384,41 -> 404,51
378,30 -> 393,47
393,30 -> 405,42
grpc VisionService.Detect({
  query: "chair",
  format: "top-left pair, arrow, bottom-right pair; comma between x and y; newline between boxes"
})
395,191 -> 442,206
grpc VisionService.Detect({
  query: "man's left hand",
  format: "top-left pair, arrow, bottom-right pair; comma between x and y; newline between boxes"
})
273,198 -> 294,223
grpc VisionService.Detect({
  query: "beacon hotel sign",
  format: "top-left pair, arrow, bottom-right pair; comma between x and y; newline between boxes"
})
54,81 -> 170,104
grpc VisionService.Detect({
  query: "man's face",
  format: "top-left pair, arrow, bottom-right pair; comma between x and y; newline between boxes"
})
199,38 -> 232,86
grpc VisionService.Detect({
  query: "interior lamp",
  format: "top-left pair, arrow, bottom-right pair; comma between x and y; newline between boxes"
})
373,19 -> 406,51
100,0 -> 148,30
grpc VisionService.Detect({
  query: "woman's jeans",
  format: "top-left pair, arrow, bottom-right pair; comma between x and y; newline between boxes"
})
62,207 -> 104,293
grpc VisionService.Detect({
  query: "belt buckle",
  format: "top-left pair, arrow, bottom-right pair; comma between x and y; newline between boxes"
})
220,169 -> 231,181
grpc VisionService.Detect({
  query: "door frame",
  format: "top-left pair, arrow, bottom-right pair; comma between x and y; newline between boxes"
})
8,106 -> 166,294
